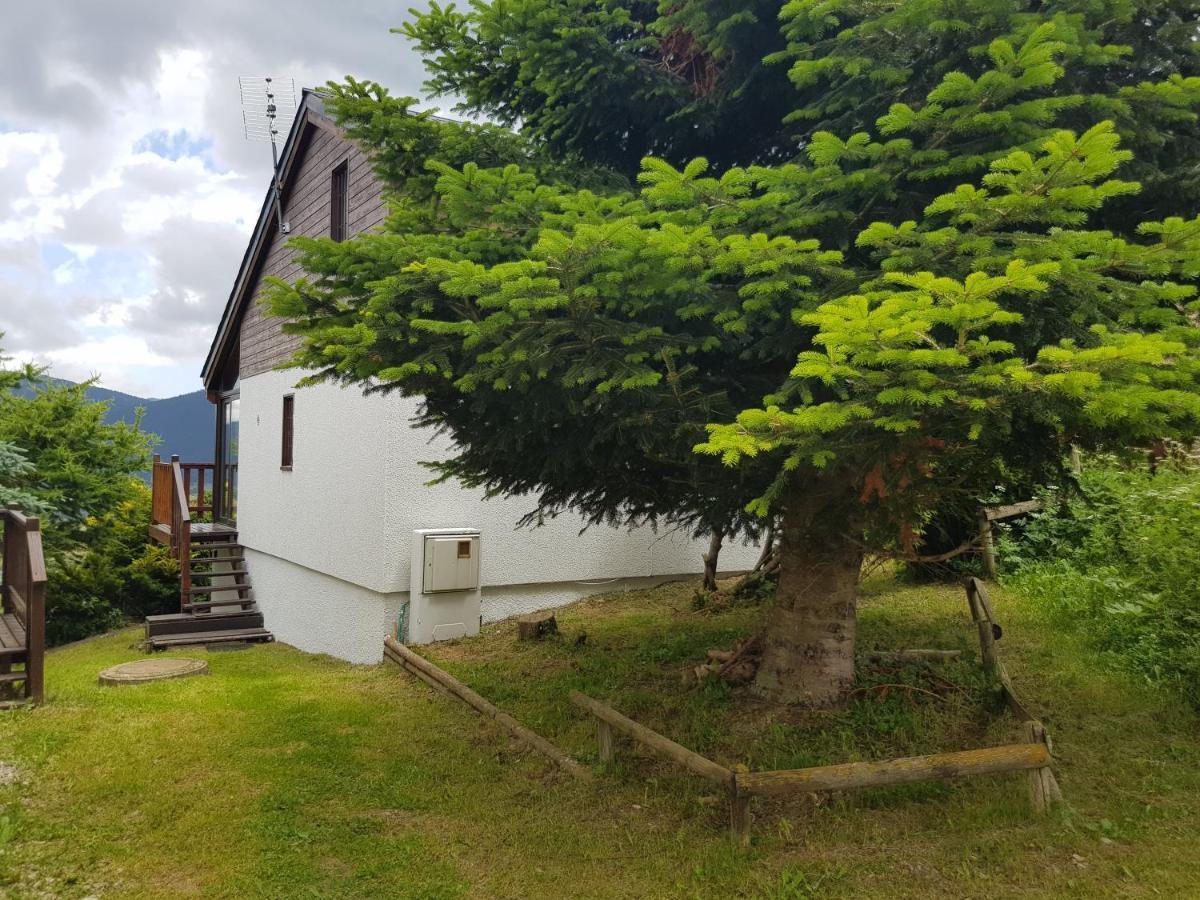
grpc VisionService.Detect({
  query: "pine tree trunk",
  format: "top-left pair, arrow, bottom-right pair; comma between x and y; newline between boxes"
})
752,493 -> 863,707
701,530 -> 723,592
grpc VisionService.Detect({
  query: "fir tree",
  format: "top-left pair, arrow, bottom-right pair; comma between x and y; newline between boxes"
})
269,9 -> 1200,704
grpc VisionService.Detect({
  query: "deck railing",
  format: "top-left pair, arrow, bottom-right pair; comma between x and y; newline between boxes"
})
1,505 -> 47,704
152,455 -> 214,519
150,454 -> 194,610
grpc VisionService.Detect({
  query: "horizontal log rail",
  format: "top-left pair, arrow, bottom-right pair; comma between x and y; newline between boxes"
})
736,743 -> 1050,796
569,690 -> 734,786
572,583 -> 1064,843
385,638 -> 591,780
1,505 -> 47,705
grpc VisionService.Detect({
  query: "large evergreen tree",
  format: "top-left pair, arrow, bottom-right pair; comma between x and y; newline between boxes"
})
269,6 -> 1199,704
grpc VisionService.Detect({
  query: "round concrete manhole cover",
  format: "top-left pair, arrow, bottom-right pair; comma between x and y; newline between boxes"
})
98,658 -> 209,685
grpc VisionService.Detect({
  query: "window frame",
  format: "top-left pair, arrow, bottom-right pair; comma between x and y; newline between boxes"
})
330,160 -> 349,242
281,393 -> 294,470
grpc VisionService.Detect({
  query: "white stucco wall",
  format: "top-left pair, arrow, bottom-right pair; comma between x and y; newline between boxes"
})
236,369 -> 760,660
246,548 -> 398,664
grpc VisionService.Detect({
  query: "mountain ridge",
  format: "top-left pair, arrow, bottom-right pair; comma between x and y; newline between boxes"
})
15,377 -> 214,463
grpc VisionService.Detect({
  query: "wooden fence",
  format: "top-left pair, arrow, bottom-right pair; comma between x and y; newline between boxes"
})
573,577 -> 1061,843
978,499 -> 1046,578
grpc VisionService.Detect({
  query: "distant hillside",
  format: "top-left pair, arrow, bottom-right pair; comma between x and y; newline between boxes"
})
15,378 -> 214,463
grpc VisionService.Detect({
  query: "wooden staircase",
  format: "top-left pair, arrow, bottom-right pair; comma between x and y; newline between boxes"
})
146,456 -> 273,650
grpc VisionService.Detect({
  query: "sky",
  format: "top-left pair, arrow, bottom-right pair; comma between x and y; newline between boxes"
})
0,1 -> 432,398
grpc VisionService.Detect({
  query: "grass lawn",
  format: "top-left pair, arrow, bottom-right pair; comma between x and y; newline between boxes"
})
1,575 -> 1198,899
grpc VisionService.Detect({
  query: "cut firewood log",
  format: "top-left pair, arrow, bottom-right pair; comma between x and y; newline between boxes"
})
517,612 -> 558,641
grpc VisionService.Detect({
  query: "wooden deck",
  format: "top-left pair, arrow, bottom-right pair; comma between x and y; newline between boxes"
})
149,520 -> 236,546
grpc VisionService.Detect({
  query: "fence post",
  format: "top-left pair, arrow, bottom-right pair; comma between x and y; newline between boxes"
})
978,510 -> 997,579
966,578 -> 999,673
597,719 -> 614,763
1,505 -> 12,614
730,766 -> 751,846
1023,720 -> 1061,813
24,517 -> 45,704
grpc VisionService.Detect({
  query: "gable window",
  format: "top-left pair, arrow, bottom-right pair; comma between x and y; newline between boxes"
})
281,394 -> 294,469
330,161 -> 348,242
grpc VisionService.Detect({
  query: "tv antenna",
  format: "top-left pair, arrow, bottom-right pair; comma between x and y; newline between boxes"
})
238,75 -> 297,234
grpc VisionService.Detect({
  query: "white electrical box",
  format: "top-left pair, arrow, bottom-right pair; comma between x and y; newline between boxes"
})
422,533 -> 480,593
408,528 -> 482,645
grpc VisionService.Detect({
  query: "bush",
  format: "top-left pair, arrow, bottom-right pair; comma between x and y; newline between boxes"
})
45,484 -> 178,645
1000,461 -> 1200,704
0,375 -> 178,645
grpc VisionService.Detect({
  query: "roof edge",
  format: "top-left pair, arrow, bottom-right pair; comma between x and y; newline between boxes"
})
199,89 -> 334,390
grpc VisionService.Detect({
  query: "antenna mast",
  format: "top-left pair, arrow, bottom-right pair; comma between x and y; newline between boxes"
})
239,75 -> 297,234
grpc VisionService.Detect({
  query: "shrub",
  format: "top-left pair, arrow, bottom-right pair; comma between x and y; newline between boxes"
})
0,375 -> 178,644
45,484 -> 178,646
1000,461 -> 1200,703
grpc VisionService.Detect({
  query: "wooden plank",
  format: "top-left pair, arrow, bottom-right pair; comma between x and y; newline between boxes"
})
735,743 -> 1051,797
0,613 -> 23,649
4,589 -> 25,628
149,628 -> 274,647
385,638 -> 591,781
186,584 -> 251,595
569,691 -> 733,787
19,520 -> 45,704
145,611 -> 264,637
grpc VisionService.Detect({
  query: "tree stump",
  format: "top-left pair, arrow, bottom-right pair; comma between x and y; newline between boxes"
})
517,612 -> 558,641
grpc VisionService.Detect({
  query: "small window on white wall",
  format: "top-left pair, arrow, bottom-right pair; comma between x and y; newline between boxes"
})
281,394 -> 294,469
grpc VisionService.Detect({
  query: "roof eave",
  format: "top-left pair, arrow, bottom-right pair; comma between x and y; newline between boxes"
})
200,89 -> 331,390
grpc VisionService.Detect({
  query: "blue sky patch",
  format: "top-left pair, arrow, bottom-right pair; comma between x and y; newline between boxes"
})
133,128 -> 221,170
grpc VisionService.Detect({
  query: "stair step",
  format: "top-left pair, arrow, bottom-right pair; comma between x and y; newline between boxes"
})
191,569 -> 250,579
190,556 -> 246,568
148,628 -> 274,649
184,598 -> 255,613
145,610 -> 264,637
187,584 -> 251,596
0,670 -> 27,684
0,645 -> 28,660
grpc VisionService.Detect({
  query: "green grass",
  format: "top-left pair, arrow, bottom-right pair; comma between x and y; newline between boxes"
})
1,575 -> 1198,898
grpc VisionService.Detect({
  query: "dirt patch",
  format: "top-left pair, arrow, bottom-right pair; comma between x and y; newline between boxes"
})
0,761 -> 20,785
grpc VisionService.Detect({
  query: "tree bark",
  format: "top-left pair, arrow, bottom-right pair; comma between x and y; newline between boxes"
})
752,493 -> 863,707
701,529 -> 723,592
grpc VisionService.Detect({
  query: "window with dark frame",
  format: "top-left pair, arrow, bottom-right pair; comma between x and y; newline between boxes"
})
281,394 -> 294,469
330,161 -> 348,242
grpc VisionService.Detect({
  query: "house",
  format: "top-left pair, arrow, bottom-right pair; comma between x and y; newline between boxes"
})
147,90 -> 758,663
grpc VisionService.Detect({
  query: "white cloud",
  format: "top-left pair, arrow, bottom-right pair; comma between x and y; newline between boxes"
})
0,2 -> 431,397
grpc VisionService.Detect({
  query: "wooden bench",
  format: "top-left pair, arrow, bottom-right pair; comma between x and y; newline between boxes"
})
1,506 -> 46,706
